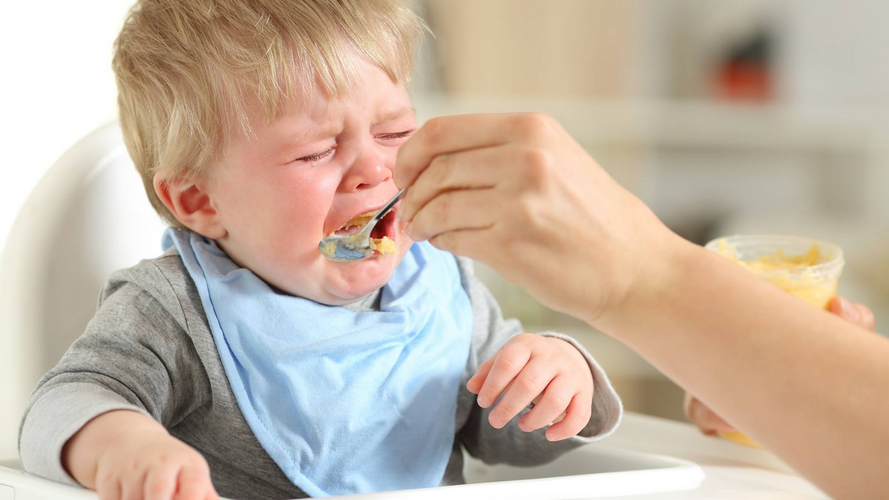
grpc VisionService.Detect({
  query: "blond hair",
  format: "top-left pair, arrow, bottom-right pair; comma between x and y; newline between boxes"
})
113,0 -> 426,228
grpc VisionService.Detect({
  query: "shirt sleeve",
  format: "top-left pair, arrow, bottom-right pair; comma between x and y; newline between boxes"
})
454,257 -> 622,466
17,273 -> 211,485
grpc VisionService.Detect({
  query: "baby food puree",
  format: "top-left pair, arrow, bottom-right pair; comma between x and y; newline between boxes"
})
707,235 -> 844,310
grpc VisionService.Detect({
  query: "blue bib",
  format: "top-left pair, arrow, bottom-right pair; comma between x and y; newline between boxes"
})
163,229 -> 473,497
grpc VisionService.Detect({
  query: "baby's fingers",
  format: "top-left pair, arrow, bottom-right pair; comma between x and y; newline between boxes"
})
518,375 -> 571,432
121,474 -> 146,500
96,474 -> 121,500
488,359 -> 555,429
144,463 -> 179,500
174,463 -> 215,500
544,392 -> 592,442
467,357 -> 495,394
476,343 -> 532,408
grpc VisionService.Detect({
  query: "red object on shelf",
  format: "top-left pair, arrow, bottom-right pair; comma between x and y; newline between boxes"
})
714,60 -> 772,102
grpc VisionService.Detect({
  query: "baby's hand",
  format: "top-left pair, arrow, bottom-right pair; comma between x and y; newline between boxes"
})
467,333 -> 594,441
91,430 -> 218,500
685,296 -> 877,436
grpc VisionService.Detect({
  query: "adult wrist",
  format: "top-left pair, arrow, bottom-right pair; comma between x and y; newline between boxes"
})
592,230 -> 696,339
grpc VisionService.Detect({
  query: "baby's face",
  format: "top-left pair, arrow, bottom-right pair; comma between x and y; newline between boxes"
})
206,59 -> 416,305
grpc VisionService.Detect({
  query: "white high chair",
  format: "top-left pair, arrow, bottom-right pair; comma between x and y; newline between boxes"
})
0,123 -> 827,499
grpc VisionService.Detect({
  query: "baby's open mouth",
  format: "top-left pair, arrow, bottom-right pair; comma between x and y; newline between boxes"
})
332,207 -> 398,255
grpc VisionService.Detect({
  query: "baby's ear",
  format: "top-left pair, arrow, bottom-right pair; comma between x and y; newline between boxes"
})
153,175 -> 226,239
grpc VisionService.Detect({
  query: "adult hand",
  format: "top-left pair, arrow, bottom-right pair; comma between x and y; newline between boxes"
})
396,113 -> 677,326
685,296 -> 877,436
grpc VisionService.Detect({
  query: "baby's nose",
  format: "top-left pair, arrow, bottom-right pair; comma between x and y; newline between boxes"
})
343,155 -> 391,191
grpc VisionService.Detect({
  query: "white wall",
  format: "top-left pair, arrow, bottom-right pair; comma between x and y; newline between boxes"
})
0,1 -> 134,254
0,0 -> 135,462
779,0 -> 889,108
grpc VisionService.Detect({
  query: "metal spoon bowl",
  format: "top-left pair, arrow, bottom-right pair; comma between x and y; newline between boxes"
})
318,188 -> 406,262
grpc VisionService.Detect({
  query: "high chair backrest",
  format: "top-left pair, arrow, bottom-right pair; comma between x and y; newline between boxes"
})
0,122 -> 167,461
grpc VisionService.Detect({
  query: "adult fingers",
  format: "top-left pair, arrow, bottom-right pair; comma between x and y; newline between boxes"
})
395,113 -> 559,188
544,392 -> 592,441
428,227 -> 502,263
518,375 -> 573,432
829,296 -> 877,331
398,144 -> 535,224
684,394 -> 736,434
488,358 -> 556,429
857,304 -> 876,331
144,464 -> 179,500
406,188 -> 498,242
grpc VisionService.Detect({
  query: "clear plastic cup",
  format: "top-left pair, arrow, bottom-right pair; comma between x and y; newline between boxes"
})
703,234 -> 845,446
705,234 -> 844,309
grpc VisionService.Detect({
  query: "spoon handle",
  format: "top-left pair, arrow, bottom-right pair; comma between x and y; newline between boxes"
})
367,188 -> 407,228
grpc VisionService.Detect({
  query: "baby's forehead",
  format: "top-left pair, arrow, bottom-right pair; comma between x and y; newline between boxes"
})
237,68 -> 410,135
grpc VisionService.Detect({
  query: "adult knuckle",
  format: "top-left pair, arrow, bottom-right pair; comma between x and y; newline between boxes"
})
429,153 -> 454,186
514,196 -> 538,227
421,117 -> 447,147
430,231 -> 456,253
434,191 -> 454,224
514,113 -> 556,140
519,148 -> 552,180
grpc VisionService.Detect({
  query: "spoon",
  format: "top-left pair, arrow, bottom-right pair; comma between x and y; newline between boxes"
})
318,188 -> 406,262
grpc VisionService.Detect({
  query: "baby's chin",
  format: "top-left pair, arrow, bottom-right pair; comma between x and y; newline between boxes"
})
320,251 -> 406,305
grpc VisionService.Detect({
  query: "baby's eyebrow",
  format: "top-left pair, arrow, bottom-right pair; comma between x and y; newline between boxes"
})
282,124 -> 341,148
375,106 -> 416,124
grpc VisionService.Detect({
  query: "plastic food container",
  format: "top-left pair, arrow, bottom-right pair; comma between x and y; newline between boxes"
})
705,234 -> 844,310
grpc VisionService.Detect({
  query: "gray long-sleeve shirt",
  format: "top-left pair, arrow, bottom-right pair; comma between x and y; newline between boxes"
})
19,249 -> 621,499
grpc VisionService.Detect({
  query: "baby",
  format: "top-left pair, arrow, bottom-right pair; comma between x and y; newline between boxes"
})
18,1 -> 621,498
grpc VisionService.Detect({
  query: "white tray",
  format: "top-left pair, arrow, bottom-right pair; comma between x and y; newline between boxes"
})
0,444 -> 703,500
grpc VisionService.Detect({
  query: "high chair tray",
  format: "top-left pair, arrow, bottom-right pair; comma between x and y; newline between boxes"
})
0,444 -> 703,500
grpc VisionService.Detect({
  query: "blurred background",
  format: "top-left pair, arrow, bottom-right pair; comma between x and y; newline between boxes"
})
1,0 -> 888,463
408,0 -> 889,421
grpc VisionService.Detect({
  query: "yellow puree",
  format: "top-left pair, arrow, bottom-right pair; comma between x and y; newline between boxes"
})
716,240 -> 837,309
320,212 -> 397,259
342,212 -> 396,256
370,236 -> 396,254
